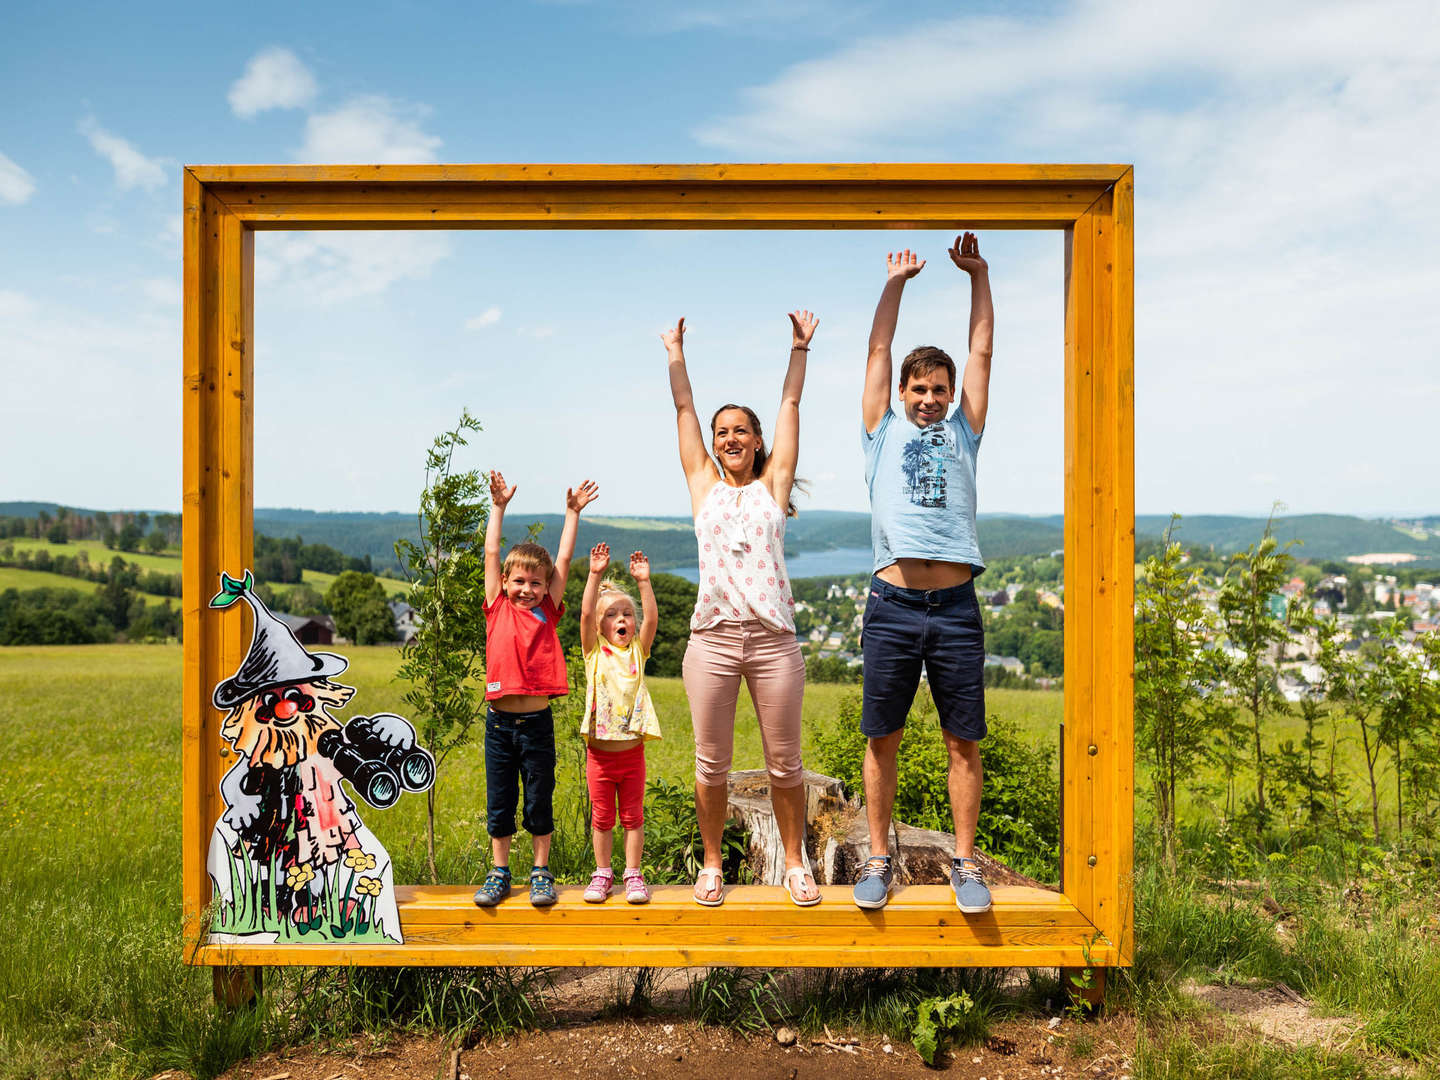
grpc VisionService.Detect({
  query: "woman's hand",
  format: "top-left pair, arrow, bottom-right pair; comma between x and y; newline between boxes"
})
887,248 -> 926,280
629,550 -> 651,582
567,479 -> 600,514
589,542 -> 610,575
661,317 -> 686,351
948,231 -> 987,276
788,309 -> 819,349
489,470 -> 516,508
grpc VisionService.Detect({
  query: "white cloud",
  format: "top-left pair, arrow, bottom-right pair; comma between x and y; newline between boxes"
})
140,276 -> 178,307
78,118 -> 167,191
297,95 -> 443,163
0,288 -> 37,319
255,231 -> 452,306
0,152 -> 36,205
465,306 -> 502,330
228,47 -> 318,118
690,0 -> 1440,515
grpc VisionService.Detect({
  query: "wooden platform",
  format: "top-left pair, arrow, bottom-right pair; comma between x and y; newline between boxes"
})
193,884 -> 1118,968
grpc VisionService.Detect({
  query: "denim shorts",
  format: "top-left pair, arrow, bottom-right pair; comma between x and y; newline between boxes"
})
484,705 -> 556,838
860,576 -> 987,742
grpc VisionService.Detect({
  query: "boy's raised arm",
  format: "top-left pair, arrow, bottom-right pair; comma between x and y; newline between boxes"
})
950,231 -> 993,437
630,550 -> 658,654
484,470 -> 516,606
552,479 -> 599,606
865,249 -> 925,432
580,542 -> 609,655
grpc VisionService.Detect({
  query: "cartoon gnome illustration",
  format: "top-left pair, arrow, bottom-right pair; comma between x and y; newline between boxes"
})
206,570 -> 433,944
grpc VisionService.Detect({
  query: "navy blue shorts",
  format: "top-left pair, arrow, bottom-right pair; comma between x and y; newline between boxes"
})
484,705 -> 556,838
860,576 -> 987,742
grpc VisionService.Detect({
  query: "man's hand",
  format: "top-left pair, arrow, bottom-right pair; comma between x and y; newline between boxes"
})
948,232 -> 987,276
887,248 -> 926,280
589,542 -> 611,575
567,479 -> 600,514
788,309 -> 819,349
489,470 -> 516,509
629,550 -> 651,582
661,317 -> 686,351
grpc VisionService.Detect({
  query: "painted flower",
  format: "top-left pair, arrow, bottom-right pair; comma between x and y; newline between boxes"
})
355,875 -> 383,897
343,849 -> 377,871
285,863 -> 316,890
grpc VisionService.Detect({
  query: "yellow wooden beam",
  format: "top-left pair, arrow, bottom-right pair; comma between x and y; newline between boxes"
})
185,163 -> 1126,230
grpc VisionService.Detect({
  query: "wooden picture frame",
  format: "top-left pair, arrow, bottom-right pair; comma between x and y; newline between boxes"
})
182,163 -> 1133,970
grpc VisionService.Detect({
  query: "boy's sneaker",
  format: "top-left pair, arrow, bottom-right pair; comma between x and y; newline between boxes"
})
473,866 -> 512,907
852,855 -> 893,909
951,856 -> 992,914
529,866 -> 558,907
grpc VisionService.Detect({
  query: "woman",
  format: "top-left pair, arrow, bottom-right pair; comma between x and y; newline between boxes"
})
663,310 -> 820,906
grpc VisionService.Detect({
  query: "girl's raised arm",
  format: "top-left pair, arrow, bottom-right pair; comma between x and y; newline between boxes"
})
484,470 -> 515,606
580,542 -> 609,655
767,309 -> 817,512
664,317 -> 719,511
629,550 -> 658,654
552,479 -> 599,606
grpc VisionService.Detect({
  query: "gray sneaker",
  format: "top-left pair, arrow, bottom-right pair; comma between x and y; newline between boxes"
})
951,857 -> 992,913
852,855 -> 894,909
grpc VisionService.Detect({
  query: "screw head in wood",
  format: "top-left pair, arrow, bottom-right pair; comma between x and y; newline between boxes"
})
1087,744 -> 1098,756
1087,855 -> 1098,867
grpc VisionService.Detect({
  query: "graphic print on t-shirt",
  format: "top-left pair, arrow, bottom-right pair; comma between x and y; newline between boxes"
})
900,424 -> 953,508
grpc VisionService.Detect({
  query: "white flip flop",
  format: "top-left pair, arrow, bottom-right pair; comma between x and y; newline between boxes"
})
784,866 -> 822,907
694,866 -> 725,907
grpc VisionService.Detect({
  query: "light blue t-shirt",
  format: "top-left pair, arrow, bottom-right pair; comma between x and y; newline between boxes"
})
863,407 -> 985,576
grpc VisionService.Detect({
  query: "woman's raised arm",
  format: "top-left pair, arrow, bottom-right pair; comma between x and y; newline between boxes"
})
767,309 -> 817,511
664,317 -> 718,509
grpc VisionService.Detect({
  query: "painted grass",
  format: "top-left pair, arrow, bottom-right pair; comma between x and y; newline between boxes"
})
0,565 -> 174,603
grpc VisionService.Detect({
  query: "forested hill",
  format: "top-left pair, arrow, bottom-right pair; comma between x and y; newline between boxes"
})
5,503 -> 1439,571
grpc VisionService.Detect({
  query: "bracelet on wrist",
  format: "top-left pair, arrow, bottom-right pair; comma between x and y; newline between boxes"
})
791,344 -> 809,351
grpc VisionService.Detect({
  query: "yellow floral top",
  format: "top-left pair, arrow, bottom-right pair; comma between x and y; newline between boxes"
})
582,639 -> 661,743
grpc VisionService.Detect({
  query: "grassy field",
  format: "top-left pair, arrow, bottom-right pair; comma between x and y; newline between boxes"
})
0,565 -> 174,603
299,568 -> 410,598
5,536 -> 181,573
2,643 -> 1435,1079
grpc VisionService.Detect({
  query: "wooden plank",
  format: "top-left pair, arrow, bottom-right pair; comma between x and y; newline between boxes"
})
192,940 -> 1122,969
1108,168 -> 1136,964
1062,212 -> 1097,922
188,163 -> 1131,185
184,165 -> 1127,230
1086,191 -> 1119,956
181,169 -> 254,938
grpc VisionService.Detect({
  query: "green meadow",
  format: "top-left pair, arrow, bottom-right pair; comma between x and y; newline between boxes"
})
2,643 -> 1435,1078
0,565 -> 174,603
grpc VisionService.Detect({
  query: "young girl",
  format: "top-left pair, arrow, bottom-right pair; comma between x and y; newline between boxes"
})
579,542 -> 661,903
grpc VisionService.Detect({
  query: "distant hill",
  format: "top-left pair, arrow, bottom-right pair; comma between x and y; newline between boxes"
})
7,503 -> 1439,570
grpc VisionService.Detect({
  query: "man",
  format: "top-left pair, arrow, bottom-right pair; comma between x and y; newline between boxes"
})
854,232 -> 994,913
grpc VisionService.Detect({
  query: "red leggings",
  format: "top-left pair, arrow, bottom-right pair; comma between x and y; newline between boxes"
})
586,743 -> 646,831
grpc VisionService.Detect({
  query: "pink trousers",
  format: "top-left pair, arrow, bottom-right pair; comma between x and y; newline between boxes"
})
682,621 -> 806,788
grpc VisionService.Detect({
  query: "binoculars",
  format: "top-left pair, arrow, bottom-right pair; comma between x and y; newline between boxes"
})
316,714 -> 436,809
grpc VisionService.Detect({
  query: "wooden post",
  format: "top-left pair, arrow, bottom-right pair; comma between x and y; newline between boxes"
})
212,965 -> 263,1008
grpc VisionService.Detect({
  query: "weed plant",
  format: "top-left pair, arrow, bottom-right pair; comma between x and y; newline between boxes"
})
686,968 -> 785,1034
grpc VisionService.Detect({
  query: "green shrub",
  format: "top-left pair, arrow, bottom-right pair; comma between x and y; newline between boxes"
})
814,691 -> 1059,880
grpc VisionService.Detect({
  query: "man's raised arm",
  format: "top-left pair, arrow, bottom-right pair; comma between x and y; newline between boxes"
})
864,249 -> 925,432
950,232 -> 993,437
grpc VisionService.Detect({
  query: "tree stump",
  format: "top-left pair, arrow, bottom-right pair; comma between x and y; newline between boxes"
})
725,769 -> 1052,891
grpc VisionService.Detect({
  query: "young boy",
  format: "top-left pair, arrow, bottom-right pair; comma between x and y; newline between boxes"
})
473,469 -> 599,908
854,232 -> 995,914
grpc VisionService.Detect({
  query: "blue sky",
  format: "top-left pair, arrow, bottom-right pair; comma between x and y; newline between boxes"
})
2,0 -> 1436,519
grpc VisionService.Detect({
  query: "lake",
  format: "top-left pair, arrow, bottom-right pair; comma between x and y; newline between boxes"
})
669,545 -> 874,583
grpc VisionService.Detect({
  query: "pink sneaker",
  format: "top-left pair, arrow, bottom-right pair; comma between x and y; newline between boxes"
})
622,868 -> 650,904
583,868 -> 613,903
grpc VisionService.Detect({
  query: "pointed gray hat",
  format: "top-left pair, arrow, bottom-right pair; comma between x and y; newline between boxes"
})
210,570 -> 349,710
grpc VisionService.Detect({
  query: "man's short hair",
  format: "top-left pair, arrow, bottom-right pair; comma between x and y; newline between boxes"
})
502,542 -> 554,582
899,346 -> 956,393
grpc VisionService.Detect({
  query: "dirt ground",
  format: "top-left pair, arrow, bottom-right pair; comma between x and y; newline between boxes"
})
206,1013 -> 1135,1080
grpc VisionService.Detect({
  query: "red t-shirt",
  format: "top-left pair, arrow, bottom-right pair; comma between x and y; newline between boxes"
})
484,593 -> 569,700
